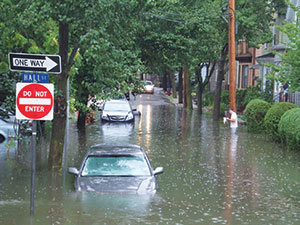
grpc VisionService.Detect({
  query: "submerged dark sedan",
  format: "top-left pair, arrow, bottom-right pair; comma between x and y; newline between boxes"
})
68,144 -> 164,194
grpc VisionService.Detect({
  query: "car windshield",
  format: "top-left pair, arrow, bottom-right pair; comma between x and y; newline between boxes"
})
104,102 -> 131,111
145,81 -> 152,85
81,155 -> 151,176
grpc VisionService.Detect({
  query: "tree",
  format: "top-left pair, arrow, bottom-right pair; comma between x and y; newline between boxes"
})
212,0 -> 287,119
267,4 -> 300,92
138,0 -> 223,109
2,0 -> 146,170
47,0 -> 145,170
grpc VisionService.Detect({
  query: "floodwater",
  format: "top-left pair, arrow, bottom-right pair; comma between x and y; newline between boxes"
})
1,91 -> 300,225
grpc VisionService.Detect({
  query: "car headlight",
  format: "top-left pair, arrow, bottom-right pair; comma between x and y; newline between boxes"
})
102,113 -> 108,120
126,113 -> 133,120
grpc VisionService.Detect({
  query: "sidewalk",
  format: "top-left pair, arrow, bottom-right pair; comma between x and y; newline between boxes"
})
162,90 -> 246,124
162,91 -> 204,110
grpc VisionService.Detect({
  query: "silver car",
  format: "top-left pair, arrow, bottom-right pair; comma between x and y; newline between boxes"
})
100,100 -> 136,122
68,144 -> 164,193
144,80 -> 154,94
0,116 -> 17,144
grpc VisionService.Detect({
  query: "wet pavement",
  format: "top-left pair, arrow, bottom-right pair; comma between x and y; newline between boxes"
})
0,88 -> 300,224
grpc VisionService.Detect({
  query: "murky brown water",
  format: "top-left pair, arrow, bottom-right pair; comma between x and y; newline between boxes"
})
1,91 -> 300,225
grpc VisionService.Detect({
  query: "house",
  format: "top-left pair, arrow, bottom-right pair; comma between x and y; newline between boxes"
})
256,0 -> 300,105
209,41 -> 262,92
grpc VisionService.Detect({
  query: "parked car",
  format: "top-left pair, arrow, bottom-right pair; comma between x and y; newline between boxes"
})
100,100 -> 137,122
0,116 -> 17,144
143,80 -> 155,94
68,144 -> 164,193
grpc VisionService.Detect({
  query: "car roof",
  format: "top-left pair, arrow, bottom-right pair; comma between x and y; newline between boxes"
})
88,144 -> 144,156
105,100 -> 129,104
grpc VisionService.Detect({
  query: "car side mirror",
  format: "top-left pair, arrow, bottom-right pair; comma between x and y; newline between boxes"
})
153,167 -> 164,175
133,110 -> 141,116
68,167 -> 79,176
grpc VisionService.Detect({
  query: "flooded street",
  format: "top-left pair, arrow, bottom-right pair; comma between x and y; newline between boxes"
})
1,90 -> 300,225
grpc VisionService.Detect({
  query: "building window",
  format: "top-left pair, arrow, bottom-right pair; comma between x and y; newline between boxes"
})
242,65 -> 249,88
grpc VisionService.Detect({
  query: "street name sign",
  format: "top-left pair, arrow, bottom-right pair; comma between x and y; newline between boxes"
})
9,52 -> 61,74
16,83 -> 54,120
21,72 -> 49,83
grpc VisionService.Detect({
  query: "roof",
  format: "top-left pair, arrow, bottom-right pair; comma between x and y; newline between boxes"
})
105,100 -> 128,104
89,144 -> 144,156
256,52 -> 275,64
256,52 -> 275,59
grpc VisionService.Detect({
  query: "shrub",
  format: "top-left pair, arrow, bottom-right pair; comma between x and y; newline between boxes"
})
203,91 -> 215,107
221,90 -> 229,106
220,102 -> 229,117
264,102 -> 298,141
244,99 -> 271,132
278,108 -> 300,150
236,89 -> 247,112
242,86 -> 261,107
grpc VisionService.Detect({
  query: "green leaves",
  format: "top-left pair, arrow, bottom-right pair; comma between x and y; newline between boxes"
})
267,3 -> 300,92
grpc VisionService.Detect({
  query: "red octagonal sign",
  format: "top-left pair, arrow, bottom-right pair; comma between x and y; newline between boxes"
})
16,83 -> 54,120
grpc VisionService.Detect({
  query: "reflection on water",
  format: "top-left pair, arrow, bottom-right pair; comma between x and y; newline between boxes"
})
100,122 -> 134,145
223,129 -> 238,225
1,94 -> 300,225
71,192 -> 162,215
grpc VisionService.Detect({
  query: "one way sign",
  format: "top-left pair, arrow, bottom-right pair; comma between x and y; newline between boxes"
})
9,53 -> 61,74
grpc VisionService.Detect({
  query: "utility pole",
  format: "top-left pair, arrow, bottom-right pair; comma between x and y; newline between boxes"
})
228,0 -> 236,112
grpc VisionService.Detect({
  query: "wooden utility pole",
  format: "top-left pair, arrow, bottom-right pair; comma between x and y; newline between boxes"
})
228,0 -> 236,112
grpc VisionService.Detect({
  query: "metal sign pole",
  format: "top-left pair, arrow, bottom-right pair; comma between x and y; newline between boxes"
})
30,120 -> 37,216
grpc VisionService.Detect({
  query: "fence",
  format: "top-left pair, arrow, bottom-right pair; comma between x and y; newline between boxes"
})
274,91 -> 300,106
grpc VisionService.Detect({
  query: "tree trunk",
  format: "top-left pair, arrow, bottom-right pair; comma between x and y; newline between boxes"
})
48,22 -> 69,170
195,65 -> 204,114
77,111 -> 86,128
178,68 -> 183,104
213,45 -> 228,120
162,73 -> 167,92
183,67 -> 187,107
183,66 -> 193,110
167,73 -> 172,89
171,73 -> 177,98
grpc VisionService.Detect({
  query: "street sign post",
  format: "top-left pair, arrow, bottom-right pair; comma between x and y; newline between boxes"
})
15,82 -> 54,216
16,83 -> 54,120
9,52 -> 61,74
10,52 -> 58,217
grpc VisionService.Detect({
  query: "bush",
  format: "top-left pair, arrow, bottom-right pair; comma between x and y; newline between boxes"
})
278,108 -> 300,150
203,91 -> 215,107
221,90 -> 229,106
264,102 -> 298,141
244,99 -> 271,132
242,86 -> 261,107
220,102 -> 228,117
236,89 -> 247,112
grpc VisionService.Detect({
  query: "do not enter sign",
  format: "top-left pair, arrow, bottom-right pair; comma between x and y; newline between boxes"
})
16,83 -> 54,120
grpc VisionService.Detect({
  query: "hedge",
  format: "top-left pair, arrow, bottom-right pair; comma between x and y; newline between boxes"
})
264,102 -> 298,141
244,99 -> 271,132
278,108 -> 300,150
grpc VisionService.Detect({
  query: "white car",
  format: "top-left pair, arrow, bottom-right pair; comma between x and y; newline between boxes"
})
0,116 -> 17,144
100,100 -> 136,122
144,81 -> 154,94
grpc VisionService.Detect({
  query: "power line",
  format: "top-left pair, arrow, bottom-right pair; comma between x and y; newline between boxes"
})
142,8 -> 225,25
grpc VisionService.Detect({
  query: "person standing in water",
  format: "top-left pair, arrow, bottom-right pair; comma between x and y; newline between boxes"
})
226,108 -> 238,129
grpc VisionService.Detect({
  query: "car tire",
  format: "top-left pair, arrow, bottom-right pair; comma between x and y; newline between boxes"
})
0,134 -> 5,144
